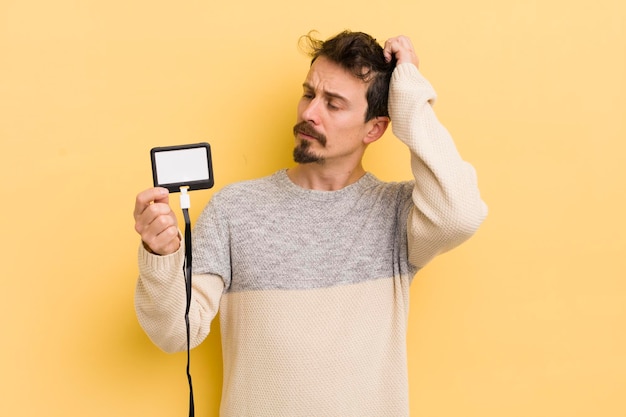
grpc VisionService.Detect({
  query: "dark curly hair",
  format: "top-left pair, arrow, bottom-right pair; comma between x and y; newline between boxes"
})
300,30 -> 397,121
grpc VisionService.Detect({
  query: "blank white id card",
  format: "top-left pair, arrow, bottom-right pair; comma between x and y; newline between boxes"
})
150,142 -> 214,192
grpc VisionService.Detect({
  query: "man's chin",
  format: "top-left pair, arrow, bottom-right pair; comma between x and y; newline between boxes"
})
293,147 -> 325,164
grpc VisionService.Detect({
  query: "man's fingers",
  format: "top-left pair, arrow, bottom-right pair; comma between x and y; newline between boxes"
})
384,36 -> 419,67
134,202 -> 174,234
134,187 -> 170,218
132,187 -> 180,255
142,222 -> 180,255
135,202 -> 180,255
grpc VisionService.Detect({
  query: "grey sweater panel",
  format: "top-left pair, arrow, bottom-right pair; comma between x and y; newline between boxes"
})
192,170 -> 419,293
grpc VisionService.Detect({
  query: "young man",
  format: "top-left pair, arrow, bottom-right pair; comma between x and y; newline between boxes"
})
134,31 -> 487,416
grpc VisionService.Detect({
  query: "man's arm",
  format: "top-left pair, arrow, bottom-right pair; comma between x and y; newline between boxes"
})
133,188 -> 223,353
385,36 -> 488,268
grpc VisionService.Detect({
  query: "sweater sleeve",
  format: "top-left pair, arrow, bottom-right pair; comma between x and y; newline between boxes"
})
134,243 -> 224,353
389,63 -> 488,268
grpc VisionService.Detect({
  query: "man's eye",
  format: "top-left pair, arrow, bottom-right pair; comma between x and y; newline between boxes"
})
327,102 -> 339,110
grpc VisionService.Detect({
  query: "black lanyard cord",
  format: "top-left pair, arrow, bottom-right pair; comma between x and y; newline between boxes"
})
182,205 -> 195,417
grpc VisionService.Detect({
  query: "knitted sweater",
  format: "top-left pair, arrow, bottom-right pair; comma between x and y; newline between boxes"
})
135,63 -> 487,416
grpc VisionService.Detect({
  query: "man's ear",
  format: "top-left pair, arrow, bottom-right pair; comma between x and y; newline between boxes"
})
363,116 -> 390,144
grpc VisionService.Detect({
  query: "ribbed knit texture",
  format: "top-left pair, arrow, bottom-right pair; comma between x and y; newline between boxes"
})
135,63 -> 487,416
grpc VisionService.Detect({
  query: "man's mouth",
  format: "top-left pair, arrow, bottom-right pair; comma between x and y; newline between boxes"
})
293,122 -> 326,146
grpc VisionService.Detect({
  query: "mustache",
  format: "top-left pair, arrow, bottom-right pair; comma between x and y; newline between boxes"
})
293,121 -> 327,146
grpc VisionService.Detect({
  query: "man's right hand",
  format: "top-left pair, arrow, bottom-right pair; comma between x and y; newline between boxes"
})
383,35 -> 419,68
133,187 -> 181,255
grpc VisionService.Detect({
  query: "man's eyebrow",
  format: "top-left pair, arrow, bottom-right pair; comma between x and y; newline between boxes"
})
302,82 -> 350,103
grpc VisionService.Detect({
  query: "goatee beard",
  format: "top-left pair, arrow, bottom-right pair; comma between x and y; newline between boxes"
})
293,140 -> 325,164
292,121 -> 327,164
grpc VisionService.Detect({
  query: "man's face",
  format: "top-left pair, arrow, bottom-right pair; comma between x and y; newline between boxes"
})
293,56 -> 372,165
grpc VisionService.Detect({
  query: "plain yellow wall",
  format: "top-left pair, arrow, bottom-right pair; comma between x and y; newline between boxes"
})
1,0 -> 625,416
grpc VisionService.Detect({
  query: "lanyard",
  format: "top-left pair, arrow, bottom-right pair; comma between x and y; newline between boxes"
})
182,200 -> 195,416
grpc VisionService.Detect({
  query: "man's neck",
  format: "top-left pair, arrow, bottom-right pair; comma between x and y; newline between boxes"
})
286,163 -> 367,191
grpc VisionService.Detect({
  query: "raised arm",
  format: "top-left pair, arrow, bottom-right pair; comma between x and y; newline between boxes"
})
384,36 -> 488,268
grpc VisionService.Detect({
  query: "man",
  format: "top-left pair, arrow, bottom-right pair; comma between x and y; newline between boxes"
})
134,31 -> 487,416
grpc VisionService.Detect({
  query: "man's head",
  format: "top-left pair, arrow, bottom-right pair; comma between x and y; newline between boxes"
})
300,30 -> 396,122
292,31 -> 395,166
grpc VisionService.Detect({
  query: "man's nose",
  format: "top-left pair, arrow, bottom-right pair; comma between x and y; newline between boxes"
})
301,98 -> 321,125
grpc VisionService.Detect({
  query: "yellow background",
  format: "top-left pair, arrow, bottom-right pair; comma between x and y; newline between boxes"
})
1,0 -> 624,416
